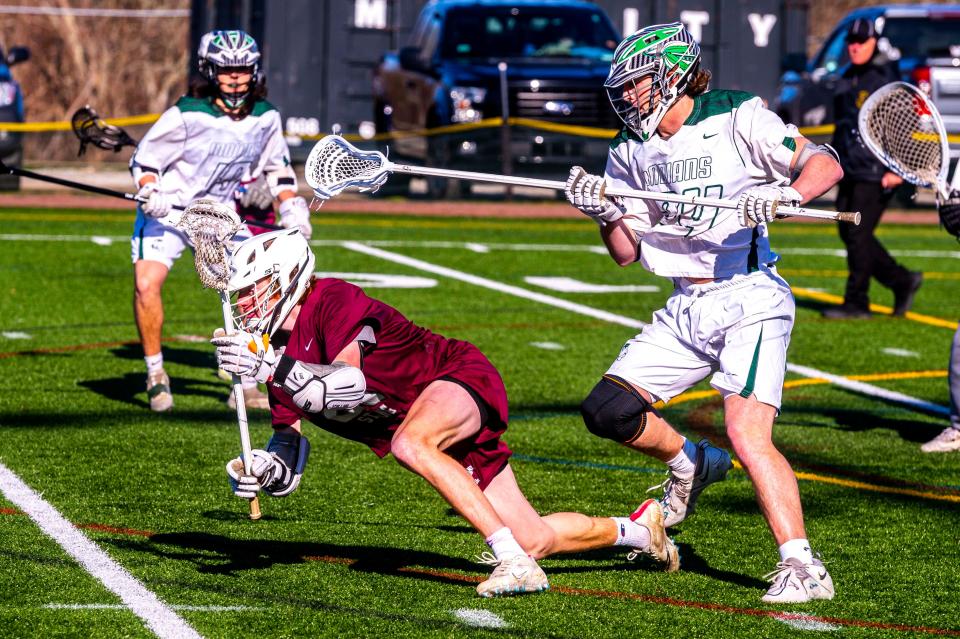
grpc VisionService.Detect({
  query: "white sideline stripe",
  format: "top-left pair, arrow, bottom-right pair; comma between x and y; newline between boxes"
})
0,234 -> 129,242
1,331 -> 31,340
0,463 -> 201,639
787,363 -> 950,416
341,242 -> 646,330
779,247 -> 960,260
45,604 -> 262,612
530,341 -> 565,350
343,242 -> 948,416
882,347 -> 919,358
452,608 -> 509,628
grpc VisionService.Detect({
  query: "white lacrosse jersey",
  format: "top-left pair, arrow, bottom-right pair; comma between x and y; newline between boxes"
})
130,96 -> 292,214
606,90 -> 800,278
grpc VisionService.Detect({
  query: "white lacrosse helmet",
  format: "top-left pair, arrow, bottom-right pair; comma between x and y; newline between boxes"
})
197,30 -> 261,109
226,229 -> 315,336
605,22 -> 701,142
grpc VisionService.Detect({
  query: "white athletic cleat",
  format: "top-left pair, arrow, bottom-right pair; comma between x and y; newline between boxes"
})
920,426 -> 960,453
652,439 -> 733,528
146,369 -> 173,412
762,557 -> 835,604
227,385 -> 271,411
625,498 -> 680,572
476,553 -> 549,598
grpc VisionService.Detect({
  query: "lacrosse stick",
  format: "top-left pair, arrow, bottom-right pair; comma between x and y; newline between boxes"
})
0,159 -> 280,230
305,135 -> 860,224
71,105 -> 139,156
175,199 -> 262,521
858,81 -> 953,200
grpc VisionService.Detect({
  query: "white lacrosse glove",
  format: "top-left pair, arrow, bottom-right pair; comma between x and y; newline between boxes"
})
211,328 -> 278,383
236,174 -> 274,210
225,431 -> 311,499
137,181 -> 176,218
565,166 -> 625,225
279,196 -> 312,240
737,185 -> 802,228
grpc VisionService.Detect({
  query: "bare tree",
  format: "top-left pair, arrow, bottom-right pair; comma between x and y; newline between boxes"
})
0,0 -> 189,161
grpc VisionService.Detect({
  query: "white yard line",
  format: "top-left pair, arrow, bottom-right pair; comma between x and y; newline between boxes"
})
0,463 -> 201,639
341,242 -> 646,330
342,242 -> 949,415
45,604 -> 261,612
452,608 -> 509,628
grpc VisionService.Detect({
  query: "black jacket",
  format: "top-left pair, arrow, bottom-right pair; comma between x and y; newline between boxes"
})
831,55 -> 900,182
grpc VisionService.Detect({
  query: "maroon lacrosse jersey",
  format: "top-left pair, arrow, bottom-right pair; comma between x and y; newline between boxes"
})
269,279 -> 512,488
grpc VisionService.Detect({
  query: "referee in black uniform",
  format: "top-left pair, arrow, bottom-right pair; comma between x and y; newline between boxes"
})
823,17 -> 923,319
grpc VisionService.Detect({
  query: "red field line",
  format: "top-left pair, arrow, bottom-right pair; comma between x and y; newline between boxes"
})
0,507 -> 954,636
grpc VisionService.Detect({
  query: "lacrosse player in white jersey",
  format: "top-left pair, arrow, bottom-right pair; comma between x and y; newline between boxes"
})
565,22 -> 844,603
130,29 -> 311,412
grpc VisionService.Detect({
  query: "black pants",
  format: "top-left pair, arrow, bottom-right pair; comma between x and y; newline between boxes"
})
836,178 -> 912,309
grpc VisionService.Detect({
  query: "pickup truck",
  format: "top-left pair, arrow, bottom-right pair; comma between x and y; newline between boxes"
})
371,0 -> 620,197
775,5 -> 960,143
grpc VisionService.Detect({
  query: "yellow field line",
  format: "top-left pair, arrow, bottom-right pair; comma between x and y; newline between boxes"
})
792,286 -> 959,329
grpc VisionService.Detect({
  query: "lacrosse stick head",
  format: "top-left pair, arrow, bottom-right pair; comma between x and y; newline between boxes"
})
303,135 -> 391,200
71,106 -> 138,155
225,229 -> 316,336
858,82 -> 950,198
174,199 -> 244,291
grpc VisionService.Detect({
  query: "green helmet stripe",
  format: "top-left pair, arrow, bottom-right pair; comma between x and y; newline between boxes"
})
616,25 -> 683,63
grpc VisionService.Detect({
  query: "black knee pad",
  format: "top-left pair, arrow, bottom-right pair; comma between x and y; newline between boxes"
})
580,375 -> 658,443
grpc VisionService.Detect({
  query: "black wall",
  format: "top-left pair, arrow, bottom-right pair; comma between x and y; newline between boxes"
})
192,0 -> 808,157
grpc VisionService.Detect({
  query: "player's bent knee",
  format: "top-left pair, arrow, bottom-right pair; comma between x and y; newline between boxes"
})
580,375 -> 659,443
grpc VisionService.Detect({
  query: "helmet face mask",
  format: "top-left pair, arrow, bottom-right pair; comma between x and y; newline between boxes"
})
227,229 -> 315,336
605,22 -> 700,142
198,30 -> 261,110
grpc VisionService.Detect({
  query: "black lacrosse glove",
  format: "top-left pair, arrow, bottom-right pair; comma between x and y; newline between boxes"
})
939,191 -> 960,239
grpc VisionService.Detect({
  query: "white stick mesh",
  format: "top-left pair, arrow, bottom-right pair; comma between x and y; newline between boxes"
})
303,135 -> 391,196
174,199 -> 243,291
858,82 -> 948,191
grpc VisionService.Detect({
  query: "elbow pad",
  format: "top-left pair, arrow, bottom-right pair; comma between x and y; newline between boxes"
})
271,355 -> 366,413
794,142 -> 839,171
266,166 -> 298,198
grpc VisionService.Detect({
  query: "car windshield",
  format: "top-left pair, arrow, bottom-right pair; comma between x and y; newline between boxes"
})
882,16 -> 960,59
439,6 -> 618,61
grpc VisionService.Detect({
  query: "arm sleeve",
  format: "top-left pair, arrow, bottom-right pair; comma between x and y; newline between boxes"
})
318,281 -> 382,360
255,110 -> 298,196
605,144 -> 655,239
732,97 -> 796,183
129,107 -> 187,185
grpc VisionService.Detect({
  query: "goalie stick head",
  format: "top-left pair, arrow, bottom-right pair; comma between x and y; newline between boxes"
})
858,81 -> 950,199
303,135 -> 391,201
605,22 -> 700,142
226,229 -> 315,336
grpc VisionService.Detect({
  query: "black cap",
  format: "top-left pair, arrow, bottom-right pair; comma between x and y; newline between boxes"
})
846,17 -> 876,43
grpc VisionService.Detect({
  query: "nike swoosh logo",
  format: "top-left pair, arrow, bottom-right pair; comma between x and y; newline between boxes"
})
703,133 -> 718,139
817,571 -> 828,580
305,338 -> 314,352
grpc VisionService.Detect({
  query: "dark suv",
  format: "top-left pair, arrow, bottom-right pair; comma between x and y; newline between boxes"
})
775,5 -> 960,137
0,43 -> 29,190
372,0 -> 620,197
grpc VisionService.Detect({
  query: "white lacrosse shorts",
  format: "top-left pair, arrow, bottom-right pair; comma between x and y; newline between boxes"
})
130,208 -> 252,269
606,269 -> 795,410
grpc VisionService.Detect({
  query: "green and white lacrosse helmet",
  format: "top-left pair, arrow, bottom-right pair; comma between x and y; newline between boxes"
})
227,229 -> 315,337
197,29 -> 261,109
605,22 -> 701,142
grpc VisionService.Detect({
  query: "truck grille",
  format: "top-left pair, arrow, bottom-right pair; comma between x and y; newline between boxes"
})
509,86 -> 621,128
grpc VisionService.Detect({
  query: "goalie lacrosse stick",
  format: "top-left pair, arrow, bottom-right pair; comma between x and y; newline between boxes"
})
0,159 -> 280,230
176,199 -> 262,521
305,135 -> 861,224
71,105 -> 139,156
858,81 -> 954,200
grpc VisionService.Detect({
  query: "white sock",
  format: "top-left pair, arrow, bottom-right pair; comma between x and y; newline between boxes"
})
485,527 -> 525,561
666,438 -> 697,478
611,517 -> 651,549
144,352 -> 164,375
778,538 -> 814,564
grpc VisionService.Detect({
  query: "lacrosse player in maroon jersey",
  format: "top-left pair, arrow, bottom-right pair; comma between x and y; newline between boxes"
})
211,228 -> 679,597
